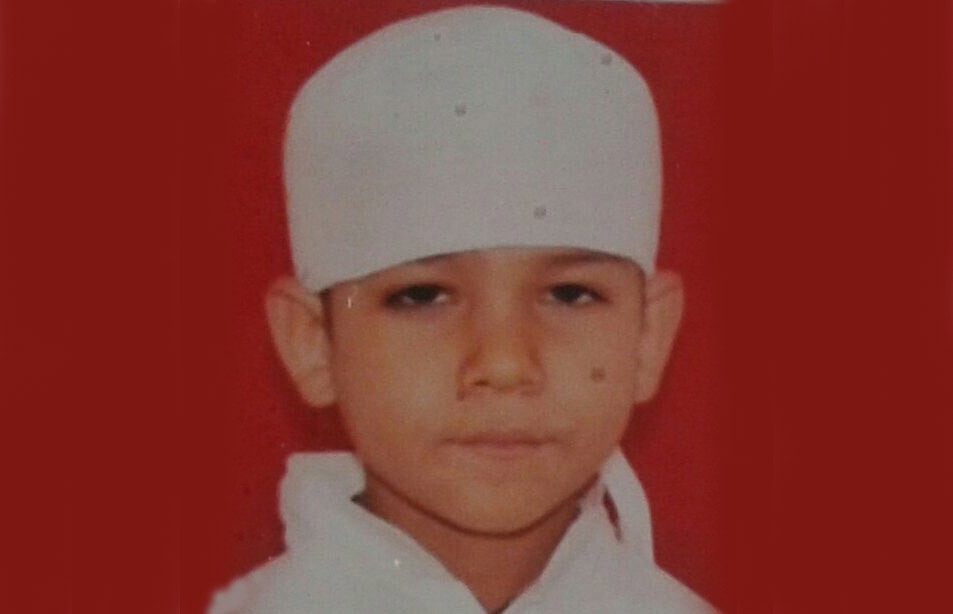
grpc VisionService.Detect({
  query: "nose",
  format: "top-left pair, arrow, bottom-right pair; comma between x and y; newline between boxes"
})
458,302 -> 544,397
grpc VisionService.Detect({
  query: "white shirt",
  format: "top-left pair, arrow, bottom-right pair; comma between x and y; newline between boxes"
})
209,450 -> 714,613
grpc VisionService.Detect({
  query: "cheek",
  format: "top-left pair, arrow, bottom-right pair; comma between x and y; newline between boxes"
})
547,313 -> 641,383
545,320 -> 641,435
566,372 -> 637,429
331,320 -> 458,437
556,370 -> 635,463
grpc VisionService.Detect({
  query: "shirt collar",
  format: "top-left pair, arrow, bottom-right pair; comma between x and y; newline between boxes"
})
280,449 -> 653,583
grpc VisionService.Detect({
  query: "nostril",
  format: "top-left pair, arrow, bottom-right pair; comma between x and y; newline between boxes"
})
459,358 -> 544,398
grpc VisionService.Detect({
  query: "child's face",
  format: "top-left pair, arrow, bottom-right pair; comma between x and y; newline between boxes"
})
316,247 -> 665,534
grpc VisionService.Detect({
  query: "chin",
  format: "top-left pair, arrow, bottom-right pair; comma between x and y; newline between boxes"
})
440,489 -> 575,537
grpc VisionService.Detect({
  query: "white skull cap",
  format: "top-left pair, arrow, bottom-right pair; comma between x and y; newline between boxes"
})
285,5 -> 661,292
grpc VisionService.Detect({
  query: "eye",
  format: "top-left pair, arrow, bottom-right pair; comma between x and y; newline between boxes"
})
547,283 -> 604,305
385,284 -> 451,308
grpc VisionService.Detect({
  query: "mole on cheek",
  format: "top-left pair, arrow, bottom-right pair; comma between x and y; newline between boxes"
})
590,367 -> 606,383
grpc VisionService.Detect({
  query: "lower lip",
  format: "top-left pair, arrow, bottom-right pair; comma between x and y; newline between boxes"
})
452,441 -> 546,461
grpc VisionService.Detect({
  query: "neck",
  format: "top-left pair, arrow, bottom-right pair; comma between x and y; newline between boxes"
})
360,476 -> 585,613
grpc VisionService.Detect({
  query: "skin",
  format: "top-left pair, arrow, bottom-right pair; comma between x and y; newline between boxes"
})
266,247 -> 684,612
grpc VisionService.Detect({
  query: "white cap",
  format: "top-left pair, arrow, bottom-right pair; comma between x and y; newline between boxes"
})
285,6 -> 661,292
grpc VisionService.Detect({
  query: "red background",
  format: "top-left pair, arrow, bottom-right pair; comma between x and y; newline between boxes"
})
2,1 -> 951,613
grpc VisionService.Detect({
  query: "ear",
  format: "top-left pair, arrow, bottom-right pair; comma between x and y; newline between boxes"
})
265,276 -> 337,408
634,270 -> 685,403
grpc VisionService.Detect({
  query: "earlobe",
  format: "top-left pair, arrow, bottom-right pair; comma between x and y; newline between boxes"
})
634,270 -> 685,403
265,276 -> 338,408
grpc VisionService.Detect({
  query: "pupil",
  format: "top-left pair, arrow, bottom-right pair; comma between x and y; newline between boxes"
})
553,285 -> 586,302
405,285 -> 440,303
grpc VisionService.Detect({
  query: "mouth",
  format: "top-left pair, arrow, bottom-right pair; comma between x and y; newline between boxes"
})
448,432 -> 553,460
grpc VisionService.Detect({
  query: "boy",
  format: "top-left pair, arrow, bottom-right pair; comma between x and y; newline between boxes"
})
212,5 -> 713,613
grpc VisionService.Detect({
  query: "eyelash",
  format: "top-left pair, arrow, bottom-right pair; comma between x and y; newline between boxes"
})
384,283 -> 605,308
547,283 -> 605,305
385,284 -> 451,308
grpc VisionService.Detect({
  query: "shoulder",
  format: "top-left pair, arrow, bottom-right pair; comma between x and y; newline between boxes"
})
207,555 -> 298,614
207,553 -> 354,614
578,526 -> 716,614
609,559 -> 717,614
643,567 -> 717,613
207,551 -> 424,614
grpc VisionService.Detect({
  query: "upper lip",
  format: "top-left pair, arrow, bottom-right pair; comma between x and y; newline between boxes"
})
451,430 -> 551,445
